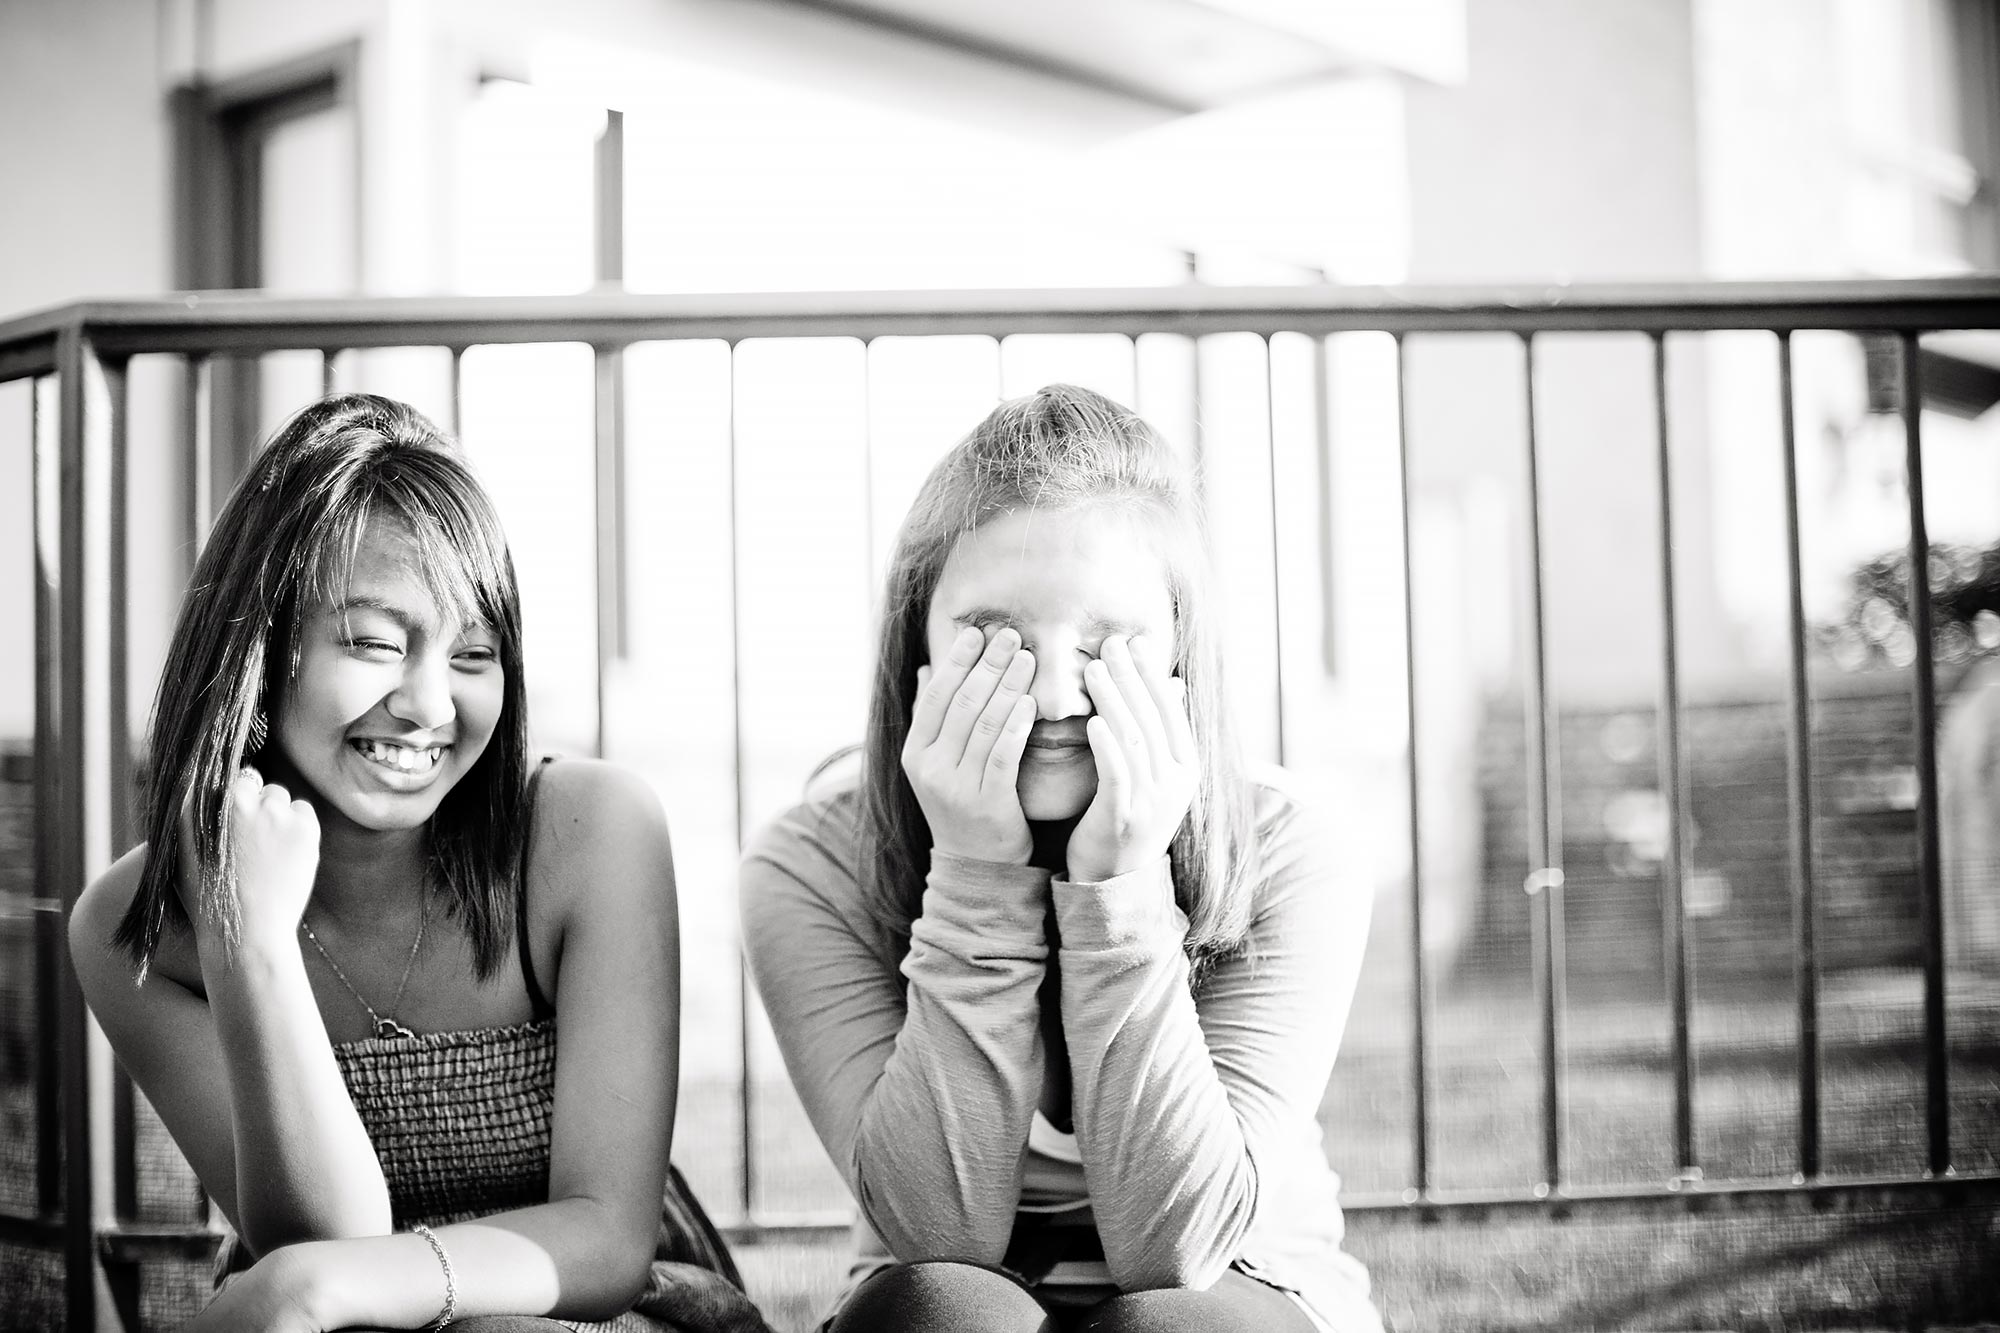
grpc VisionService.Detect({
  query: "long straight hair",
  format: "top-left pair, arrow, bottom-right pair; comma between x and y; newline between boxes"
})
859,384 -> 1258,969
114,393 -> 530,979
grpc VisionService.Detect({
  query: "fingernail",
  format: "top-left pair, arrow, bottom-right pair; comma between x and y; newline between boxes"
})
992,626 -> 1019,651
957,626 -> 982,649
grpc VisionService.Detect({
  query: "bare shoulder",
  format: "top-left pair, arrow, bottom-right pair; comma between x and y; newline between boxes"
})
68,845 -> 202,1000
534,758 -> 670,843
68,845 -> 149,980
529,759 -> 674,911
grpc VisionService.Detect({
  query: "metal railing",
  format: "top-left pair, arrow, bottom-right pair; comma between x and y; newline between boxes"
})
4,278 -> 1999,1330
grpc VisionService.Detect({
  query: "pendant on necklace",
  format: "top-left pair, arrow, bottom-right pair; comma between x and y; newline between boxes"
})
374,1017 -> 418,1040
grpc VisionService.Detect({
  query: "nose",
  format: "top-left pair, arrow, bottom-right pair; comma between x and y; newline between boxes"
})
387,648 -> 455,732
1026,637 -> 1092,722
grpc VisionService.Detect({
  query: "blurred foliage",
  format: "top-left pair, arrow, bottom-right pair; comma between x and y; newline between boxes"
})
1818,542 -> 2000,673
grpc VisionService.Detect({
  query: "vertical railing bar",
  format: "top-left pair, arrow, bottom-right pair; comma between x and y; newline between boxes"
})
112,1070 -> 137,1225
186,355 -> 217,1243
320,348 -> 339,398
1519,331 -> 1566,1195
184,351 -> 230,1233
1263,335 -> 1287,766
592,98 -> 628,761
1129,332 -> 1145,417
860,338 -> 877,594
32,374 -> 63,1223
35,901 -> 64,1216
725,341 -> 756,1221
55,325 -> 109,1332
189,270 -> 225,1192
1392,333 -> 1431,1199
105,357 -> 132,853
1312,333 -> 1337,676
448,346 -> 465,441
1775,331 -> 1821,1181
1899,332 -> 1949,1177
1189,333 -> 1208,499
105,354 -> 140,1238
592,343 -> 628,758
186,355 -> 212,556
1650,333 -> 1696,1180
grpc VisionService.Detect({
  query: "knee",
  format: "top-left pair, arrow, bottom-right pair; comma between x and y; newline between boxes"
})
830,1260 -> 1050,1333
1078,1288 -> 1236,1333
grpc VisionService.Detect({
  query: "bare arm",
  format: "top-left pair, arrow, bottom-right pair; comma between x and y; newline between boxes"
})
184,759 -> 683,1329
69,776 -> 392,1251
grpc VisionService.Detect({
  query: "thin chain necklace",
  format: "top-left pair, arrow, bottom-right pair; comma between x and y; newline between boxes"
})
299,893 -> 429,1041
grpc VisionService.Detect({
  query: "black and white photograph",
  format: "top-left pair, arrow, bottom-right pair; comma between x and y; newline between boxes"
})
2,1 -> 1997,1329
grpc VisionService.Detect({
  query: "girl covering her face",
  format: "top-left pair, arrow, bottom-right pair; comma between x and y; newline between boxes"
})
742,385 -> 1383,1333
69,394 -> 770,1333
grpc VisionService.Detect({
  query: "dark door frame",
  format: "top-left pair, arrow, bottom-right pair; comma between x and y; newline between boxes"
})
170,42 -> 362,479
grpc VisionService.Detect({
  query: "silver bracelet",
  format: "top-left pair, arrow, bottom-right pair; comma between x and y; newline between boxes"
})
410,1222 -> 458,1331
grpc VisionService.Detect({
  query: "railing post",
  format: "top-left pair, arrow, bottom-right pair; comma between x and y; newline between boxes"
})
723,341 -> 756,1223
1776,331 -> 1821,1181
1262,336 -> 1287,766
1393,333 -> 1431,1201
1650,333 -> 1696,1183
447,345 -> 465,440
1899,333 -> 1950,1178
1519,332 -> 1567,1197
54,325 -> 123,1330
593,343 -> 628,759
32,375 -> 63,1227
183,355 -> 212,558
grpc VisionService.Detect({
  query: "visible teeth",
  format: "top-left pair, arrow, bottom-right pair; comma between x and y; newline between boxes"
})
355,740 -> 443,772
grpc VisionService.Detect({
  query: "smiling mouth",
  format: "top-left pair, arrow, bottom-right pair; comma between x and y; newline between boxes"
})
351,739 -> 447,774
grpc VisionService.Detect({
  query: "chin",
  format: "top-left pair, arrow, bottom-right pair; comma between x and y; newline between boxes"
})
1017,763 -> 1096,822
341,791 -> 447,831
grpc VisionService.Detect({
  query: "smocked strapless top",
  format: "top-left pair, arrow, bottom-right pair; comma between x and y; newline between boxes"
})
334,1017 -> 560,1227
219,1019 -> 766,1333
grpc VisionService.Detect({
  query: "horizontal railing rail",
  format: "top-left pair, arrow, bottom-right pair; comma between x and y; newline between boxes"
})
5,278 -> 1998,1330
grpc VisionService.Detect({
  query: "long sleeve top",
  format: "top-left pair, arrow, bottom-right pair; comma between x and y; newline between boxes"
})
739,770 -> 1379,1330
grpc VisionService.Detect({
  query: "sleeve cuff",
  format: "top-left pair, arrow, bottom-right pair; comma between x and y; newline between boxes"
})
1052,857 -> 1187,951
916,850 -> 1053,943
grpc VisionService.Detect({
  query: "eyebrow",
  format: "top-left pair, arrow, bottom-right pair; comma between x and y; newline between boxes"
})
335,598 -> 498,644
950,606 -> 1146,639
334,596 -> 423,633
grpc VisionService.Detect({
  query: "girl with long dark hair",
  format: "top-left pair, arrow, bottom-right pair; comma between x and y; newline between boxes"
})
70,394 -> 767,1332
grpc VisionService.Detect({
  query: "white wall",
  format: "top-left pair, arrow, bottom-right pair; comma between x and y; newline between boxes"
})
1400,0 -> 1724,708
0,0 -> 175,739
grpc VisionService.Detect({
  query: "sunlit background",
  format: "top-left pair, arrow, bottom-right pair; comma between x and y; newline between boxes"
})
3,1 -> 1998,1329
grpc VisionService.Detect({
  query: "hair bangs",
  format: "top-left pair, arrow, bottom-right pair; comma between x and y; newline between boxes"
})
295,456 -> 508,644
